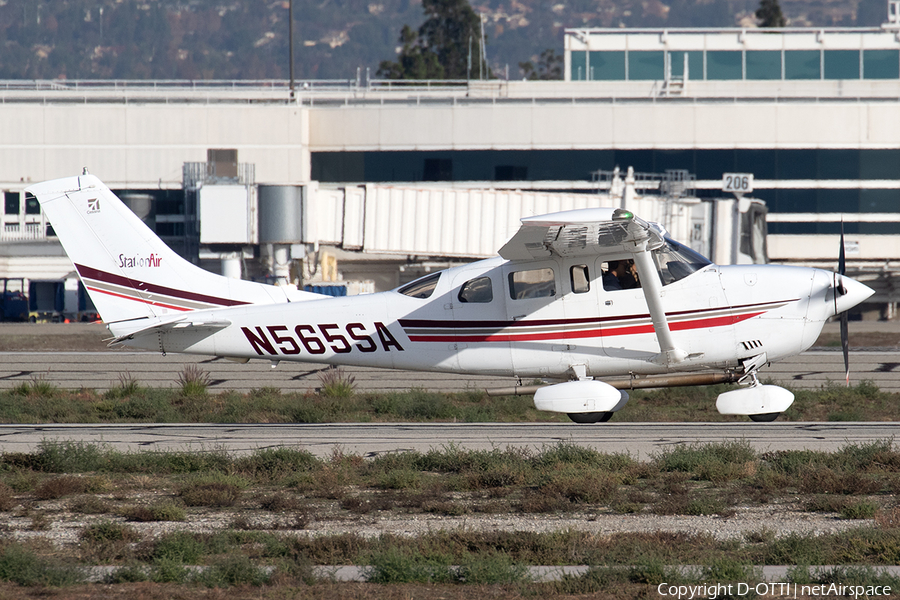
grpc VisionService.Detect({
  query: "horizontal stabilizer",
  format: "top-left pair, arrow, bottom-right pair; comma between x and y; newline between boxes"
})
109,316 -> 232,346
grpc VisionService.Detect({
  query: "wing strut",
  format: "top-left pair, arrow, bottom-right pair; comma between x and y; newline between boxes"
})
607,208 -> 692,366
630,241 -> 688,365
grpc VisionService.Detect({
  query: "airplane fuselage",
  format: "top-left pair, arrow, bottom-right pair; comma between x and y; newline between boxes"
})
121,255 -> 842,381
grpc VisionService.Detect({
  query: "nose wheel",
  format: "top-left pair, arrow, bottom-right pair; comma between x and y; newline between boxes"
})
716,366 -> 794,422
567,412 -> 614,423
748,412 -> 779,422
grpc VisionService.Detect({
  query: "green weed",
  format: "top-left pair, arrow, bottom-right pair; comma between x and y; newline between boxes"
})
152,532 -> 205,564
178,473 -> 248,507
457,554 -> 530,584
194,554 -> 271,587
68,495 -> 110,515
150,557 -> 191,583
104,371 -> 142,399
123,501 -> 186,522
104,565 -> 149,583
366,547 -> 455,584
653,440 -> 757,482
0,544 -> 83,586
317,366 -> 356,398
176,364 -> 211,396
840,499 -> 880,519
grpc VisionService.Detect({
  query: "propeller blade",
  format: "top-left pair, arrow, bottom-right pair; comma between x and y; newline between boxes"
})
841,311 -> 850,387
839,219 -> 849,386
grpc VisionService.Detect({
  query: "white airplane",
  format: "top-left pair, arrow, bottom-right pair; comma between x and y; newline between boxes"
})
27,172 -> 874,423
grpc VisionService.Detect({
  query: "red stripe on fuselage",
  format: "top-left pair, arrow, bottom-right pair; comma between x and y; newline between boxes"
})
85,285 -> 193,312
397,299 -> 794,331
406,311 -> 764,343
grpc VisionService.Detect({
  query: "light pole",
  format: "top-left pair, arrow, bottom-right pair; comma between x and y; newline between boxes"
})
289,0 -> 295,100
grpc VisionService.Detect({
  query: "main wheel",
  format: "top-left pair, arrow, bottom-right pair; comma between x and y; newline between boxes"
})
748,412 -> 780,422
567,411 -> 614,424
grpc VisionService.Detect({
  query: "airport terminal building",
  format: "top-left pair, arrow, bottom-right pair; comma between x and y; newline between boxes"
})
2,15 -> 900,318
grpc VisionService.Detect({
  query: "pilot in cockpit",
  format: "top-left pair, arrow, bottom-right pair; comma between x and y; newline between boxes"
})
603,259 -> 640,291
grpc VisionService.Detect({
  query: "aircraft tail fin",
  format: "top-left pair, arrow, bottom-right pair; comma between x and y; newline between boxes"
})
26,174 -> 318,326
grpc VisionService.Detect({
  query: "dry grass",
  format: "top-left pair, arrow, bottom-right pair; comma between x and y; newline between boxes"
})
0,442 -> 896,596
798,466 -> 882,495
875,505 -> 900,529
33,475 -> 93,500
258,492 -> 303,512
179,481 -> 242,507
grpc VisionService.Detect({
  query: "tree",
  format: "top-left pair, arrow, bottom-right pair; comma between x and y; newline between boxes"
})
377,0 -> 487,80
756,0 -> 786,27
519,49 -> 563,80
377,25 -> 445,79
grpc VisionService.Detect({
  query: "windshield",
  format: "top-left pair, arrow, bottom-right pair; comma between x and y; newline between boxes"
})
397,272 -> 441,299
652,238 -> 712,285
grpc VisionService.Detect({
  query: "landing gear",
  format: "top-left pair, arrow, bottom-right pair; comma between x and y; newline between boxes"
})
748,412 -> 780,422
567,411 -> 613,424
716,360 -> 794,422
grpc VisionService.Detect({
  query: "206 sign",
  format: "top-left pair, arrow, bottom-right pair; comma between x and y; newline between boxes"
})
241,322 -> 404,356
722,173 -> 754,194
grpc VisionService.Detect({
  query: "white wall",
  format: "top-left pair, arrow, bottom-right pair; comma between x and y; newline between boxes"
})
0,104 -> 309,189
308,99 -> 900,151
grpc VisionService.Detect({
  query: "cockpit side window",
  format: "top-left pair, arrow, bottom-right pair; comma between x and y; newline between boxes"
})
570,265 -> 590,294
508,268 -> 556,300
601,260 -> 641,291
653,238 -> 712,285
458,276 -> 493,303
398,272 -> 441,299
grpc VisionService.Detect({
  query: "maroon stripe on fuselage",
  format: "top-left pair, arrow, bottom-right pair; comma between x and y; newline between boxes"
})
406,311 -> 765,343
399,299 -> 794,331
400,315 -> 622,329
75,263 -> 251,308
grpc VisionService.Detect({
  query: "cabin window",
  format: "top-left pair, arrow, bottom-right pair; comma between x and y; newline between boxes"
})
508,268 -> 555,300
570,265 -> 590,294
398,272 -> 441,299
652,238 -> 712,285
601,260 -> 640,291
458,276 -> 493,303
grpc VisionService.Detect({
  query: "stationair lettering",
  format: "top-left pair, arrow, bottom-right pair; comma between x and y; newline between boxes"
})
242,323 -> 405,356
118,253 -> 163,268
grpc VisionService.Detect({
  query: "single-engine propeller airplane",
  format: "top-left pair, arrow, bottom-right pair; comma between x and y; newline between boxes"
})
27,172 -> 874,423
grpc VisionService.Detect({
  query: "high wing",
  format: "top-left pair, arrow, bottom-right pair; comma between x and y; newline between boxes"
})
501,207 -> 689,366
499,208 -> 667,261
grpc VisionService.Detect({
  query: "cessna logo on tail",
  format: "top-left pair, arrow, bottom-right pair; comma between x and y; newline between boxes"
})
118,253 -> 163,268
86,198 -> 100,214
